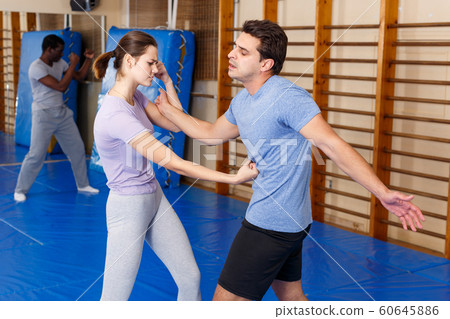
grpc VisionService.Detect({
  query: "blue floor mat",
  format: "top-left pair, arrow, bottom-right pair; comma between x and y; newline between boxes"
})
1,131 -> 449,301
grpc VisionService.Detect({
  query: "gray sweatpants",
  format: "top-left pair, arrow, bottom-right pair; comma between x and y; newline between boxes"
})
100,184 -> 201,301
15,107 -> 89,194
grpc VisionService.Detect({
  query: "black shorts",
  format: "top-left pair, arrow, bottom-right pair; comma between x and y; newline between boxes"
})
218,219 -> 311,300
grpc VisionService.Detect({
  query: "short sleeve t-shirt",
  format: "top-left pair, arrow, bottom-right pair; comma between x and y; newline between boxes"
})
28,58 -> 69,110
225,75 -> 321,232
94,90 -> 158,195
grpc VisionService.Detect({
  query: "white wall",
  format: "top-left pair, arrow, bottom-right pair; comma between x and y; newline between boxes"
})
0,0 -> 129,29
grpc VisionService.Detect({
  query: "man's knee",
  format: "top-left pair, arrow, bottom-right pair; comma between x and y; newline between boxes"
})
272,280 -> 307,301
213,284 -> 250,301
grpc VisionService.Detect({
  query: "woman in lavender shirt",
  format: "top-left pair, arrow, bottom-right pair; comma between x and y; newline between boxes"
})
93,31 -> 257,301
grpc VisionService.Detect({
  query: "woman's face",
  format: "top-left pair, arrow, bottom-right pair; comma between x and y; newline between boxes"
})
130,45 -> 159,86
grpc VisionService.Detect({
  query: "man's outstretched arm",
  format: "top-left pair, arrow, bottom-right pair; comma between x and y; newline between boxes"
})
300,113 -> 425,231
155,89 -> 239,145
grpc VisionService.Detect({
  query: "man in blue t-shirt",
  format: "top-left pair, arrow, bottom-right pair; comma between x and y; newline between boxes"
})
14,34 -> 98,202
155,20 -> 425,301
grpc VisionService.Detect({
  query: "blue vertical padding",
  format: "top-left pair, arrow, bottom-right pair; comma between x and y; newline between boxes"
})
14,28 -> 82,153
89,27 -> 195,188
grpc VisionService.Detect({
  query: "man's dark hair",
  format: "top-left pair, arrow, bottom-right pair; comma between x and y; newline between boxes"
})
242,19 -> 287,75
42,34 -> 65,52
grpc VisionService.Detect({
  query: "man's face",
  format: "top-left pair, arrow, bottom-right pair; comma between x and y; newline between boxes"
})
227,32 -> 264,83
49,44 -> 64,62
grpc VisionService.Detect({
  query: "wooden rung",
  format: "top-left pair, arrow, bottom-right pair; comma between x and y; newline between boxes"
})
322,90 -> 376,99
391,59 -> 450,66
387,78 -> 450,86
225,28 -> 242,32
384,166 -> 448,182
380,219 -> 445,239
316,202 -> 369,219
330,123 -> 374,133
282,26 -> 315,30
348,143 -> 373,150
322,74 -> 376,81
280,72 -> 313,77
324,24 -> 379,29
384,131 -> 450,144
386,95 -> 450,105
420,210 -> 447,221
325,58 -> 377,63
316,186 -> 370,201
326,42 -> 378,46
384,148 -> 450,163
321,107 -> 375,116
393,41 -> 450,46
225,83 -> 244,88
285,57 -> 314,62
388,185 -> 448,202
317,151 -> 330,161
385,113 -> 450,124
223,96 -> 233,100
317,170 -> 352,181
190,93 -> 215,99
224,151 -> 248,158
390,22 -> 450,28
288,42 -> 315,46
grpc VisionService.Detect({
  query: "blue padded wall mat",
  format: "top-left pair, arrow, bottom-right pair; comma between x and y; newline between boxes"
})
14,28 -> 82,153
1,133 -> 450,301
89,27 -> 195,188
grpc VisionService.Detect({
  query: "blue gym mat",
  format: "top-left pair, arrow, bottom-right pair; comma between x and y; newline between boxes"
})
1,131 -> 449,301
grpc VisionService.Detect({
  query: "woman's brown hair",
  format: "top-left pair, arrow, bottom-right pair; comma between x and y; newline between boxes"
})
93,30 -> 158,79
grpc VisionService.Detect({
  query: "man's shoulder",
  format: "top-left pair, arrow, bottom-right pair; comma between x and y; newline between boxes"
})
230,86 -> 249,105
30,58 -> 41,65
234,86 -> 249,98
30,58 -> 45,70
271,75 -> 308,93
28,59 -> 49,79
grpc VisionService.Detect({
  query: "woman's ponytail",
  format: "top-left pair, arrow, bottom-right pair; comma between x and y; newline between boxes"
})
93,51 -> 114,79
